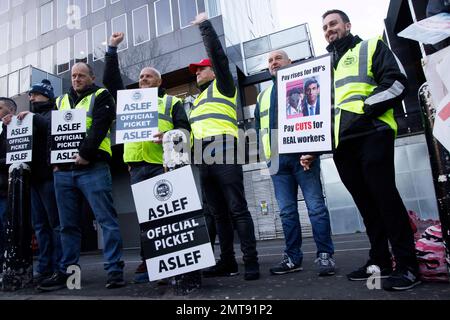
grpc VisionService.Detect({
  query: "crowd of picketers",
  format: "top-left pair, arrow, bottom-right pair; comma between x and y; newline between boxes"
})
1,2 -> 448,294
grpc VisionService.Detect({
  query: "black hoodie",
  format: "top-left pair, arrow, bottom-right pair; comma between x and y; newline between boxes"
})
31,100 -> 56,182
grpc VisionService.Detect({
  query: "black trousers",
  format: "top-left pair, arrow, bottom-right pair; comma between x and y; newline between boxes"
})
199,163 -> 258,265
333,130 -> 418,271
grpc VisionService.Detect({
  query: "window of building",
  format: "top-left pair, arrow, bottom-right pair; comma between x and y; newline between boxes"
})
154,0 -> 173,36
205,0 -> 221,18
74,30 -> 88,62
11,16 -> 23,48
8,71 -> 19,97
73,0 -> 87,18
40,46 -> 54,73
0,77 -> 7,96
91,0 -> 105,13
20,67 -> 30,94
57,38 -> 70,74
25,9 -> 37,41
0,64 -> 8,77
41,1 -> 54,35
10,58 -> 22,72
0,23 -> 8,54
92,22 -> 107,61
0,0 -> 9,14
111,13 -> 128,52
57,0 -> 70,28
132,5 -> 150,46
178,0 -> 197,29
25,52 -> 38,67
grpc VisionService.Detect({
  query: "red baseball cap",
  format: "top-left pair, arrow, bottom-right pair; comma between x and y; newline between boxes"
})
189,58 -> 212,74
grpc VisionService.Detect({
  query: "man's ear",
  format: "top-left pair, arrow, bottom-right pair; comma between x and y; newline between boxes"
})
345,22 -> 352,33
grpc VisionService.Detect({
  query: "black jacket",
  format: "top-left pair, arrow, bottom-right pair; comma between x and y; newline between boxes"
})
326,33 -> 408,142
0,125 -> 8,197
197,20 -> 236,98
196,20 -> 238,158
58,85 -> 116,166
31,101 -> 56,182
103,49 -> 190,132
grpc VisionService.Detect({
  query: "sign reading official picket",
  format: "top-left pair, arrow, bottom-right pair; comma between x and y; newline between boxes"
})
116,88 -> 158,144
7,115 -> 33,164
51,109 -> 86,164
277,54 -> 333,154
132,166 -> 215,281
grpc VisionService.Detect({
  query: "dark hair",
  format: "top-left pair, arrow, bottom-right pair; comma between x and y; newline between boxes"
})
74,62 -> 95,77
304,78 -> 320,91
322,9 -> 350,23
0,97 -> 18,113
288,87 -> 301,96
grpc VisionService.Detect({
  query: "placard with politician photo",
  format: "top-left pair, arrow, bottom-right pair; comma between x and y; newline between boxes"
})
277,54 -> 333,154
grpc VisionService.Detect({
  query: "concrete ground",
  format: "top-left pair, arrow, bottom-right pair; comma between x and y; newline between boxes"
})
1,233 -> 450,301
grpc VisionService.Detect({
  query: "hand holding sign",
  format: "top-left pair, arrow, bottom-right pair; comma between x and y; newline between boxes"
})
300,154 -> 315,171
73,154 -> 90,166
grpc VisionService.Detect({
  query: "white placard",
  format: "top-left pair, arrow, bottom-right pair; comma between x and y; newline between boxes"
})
277,55 -> 333,154
116,88 -> 159,144
398,13 -> 450,45
50,109 -> 86,164
6,115 -> 33,164
132,165 -> 214,281
131,165 -> 202,224
146,243 -> 215,281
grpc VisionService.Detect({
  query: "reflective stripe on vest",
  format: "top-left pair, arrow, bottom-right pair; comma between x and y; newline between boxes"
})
257,85 -> 273,160
56,88 -> 112,156
123,94 -> 179,165
189,80 -> 238,139
334,37 -> 397,148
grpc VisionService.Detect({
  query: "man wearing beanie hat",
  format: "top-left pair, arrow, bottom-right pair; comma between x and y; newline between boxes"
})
3,79 -> 62,285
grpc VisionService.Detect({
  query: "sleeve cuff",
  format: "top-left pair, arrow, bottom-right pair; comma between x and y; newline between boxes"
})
107,46 -> 118,55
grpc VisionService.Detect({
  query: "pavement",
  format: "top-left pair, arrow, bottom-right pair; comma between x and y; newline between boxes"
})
1,233 -> 450,301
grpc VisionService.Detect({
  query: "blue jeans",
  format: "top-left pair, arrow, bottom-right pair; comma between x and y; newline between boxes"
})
0,196 -> 7,268
31,179 -> 62,274
54,162 -> 124,274
270,154 -> 334,265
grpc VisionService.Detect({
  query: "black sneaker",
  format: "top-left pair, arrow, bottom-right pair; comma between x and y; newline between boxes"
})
203,260 -> 239,278
37,271 -> 69,292
33,271 -> 53,285
270,254 -> 302,275
106,271 -> 126,289
347,263 -> 393,281
383,268 -> 421,291
244,262 -> 260,281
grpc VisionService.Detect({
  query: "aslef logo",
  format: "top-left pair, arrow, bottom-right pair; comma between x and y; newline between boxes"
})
132,91 -> 143,102
366,265 -> 382,290
154,180 -> 173,201
64,111 -> 74,122
66,265 -> 81,290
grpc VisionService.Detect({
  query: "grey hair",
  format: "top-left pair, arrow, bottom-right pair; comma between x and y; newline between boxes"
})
141,67 -> 162,80
73,62 -> 95,77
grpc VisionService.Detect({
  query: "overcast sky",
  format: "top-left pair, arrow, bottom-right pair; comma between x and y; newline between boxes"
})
274,0 -> 391,55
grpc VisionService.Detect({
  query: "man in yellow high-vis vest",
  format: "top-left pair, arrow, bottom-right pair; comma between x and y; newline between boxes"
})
103,32 -> 191,284
322,9 -> 419,291
38,62 -> 125,292
188,13 -> 259,281
255,50 -> 336,277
